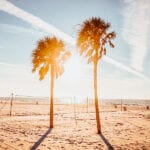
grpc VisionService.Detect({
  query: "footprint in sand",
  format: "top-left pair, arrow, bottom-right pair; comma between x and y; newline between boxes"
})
18,143 -> 24,146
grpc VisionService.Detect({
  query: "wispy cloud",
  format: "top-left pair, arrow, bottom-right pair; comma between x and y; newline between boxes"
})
0,0 -> 150,82
103,56 -> 150,83
0,0 -> 75,45
122,0 -> 150,71
0,23 -> 44,36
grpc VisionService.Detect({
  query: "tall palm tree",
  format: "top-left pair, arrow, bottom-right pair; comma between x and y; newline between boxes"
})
77,17 -> 116,134
32,36 -> 71,128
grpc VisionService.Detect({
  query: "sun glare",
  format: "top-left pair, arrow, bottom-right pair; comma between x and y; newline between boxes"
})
63,53 -> 83,80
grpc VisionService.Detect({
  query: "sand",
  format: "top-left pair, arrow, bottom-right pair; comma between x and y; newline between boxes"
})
0,100 -> 150,150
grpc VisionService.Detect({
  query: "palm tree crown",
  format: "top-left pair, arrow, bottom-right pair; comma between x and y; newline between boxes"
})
77,17 -> 116,63
32,36 -> 71,80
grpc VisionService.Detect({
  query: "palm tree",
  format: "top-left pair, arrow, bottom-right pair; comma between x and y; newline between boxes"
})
32,36 -> 71,128
77,17 -> 116,134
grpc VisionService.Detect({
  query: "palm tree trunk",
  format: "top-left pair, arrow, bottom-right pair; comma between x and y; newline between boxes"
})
94,61 -> 101,134
50,65 -> 54,128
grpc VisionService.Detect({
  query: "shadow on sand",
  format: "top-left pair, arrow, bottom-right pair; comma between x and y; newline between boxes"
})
31,128 -> 52,150
99,133 -> 114,150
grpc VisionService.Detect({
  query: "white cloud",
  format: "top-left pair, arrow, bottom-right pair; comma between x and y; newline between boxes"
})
0,0 -> 75,45
0,23 -> 44,36
122,0 -> 150,71
103,56 -> 150,83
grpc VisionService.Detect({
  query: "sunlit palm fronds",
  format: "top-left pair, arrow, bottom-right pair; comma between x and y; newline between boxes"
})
32,36 -> 71,80
77,17 -> 116,63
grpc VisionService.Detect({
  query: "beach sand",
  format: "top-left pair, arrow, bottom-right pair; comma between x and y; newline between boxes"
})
0,100 -> 150,149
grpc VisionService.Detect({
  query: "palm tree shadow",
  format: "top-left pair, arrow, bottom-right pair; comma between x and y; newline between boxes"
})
99,133 -> 114,150
31,128 -> 52,150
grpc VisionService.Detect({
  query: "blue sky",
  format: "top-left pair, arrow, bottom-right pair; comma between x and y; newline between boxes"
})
0,0 -> 150,99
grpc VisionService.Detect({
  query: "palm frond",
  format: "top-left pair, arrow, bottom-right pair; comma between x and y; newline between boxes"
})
54,64 -> 64,79
85,48 -> 94,58
77,17 -> 116,64
32,36 -> 71,80
61,51 -> 71,63
87,55 -> 96,64
39,64 -> 49,80
109,41 -> 115,48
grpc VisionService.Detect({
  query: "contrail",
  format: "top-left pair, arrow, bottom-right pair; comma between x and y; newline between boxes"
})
103,56 -> 150,82
0,0 -> 75,45
0,0 -> 150,82
122,0 -> 150,71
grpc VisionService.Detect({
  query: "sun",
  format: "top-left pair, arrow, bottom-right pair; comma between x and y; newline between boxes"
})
63,52 -> 83,81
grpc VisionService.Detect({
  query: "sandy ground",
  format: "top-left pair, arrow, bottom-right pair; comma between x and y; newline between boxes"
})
0,100 -> 150,150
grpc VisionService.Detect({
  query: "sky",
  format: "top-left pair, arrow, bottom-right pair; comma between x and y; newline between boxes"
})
0,0 -> 150,99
